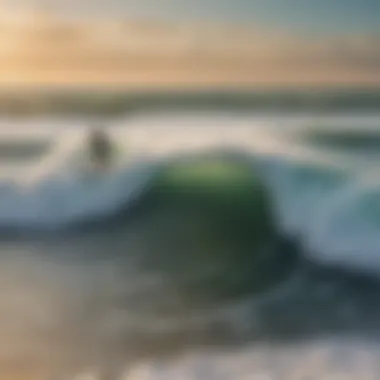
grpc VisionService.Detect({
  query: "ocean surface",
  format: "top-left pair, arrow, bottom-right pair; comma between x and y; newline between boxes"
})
1,107 -> 380,379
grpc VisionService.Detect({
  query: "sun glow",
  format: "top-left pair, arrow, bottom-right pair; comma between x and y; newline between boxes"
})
0,8 -> 379,87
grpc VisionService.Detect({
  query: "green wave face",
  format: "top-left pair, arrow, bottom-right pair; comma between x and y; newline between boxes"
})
130,154 -> 295,310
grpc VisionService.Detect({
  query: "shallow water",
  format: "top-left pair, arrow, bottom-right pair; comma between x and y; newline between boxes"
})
1,111 -> 380,379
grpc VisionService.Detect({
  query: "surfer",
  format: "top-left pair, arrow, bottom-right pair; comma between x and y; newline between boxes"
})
87,127 -> 113,171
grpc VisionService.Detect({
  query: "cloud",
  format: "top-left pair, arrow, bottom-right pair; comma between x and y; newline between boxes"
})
0,12 -> 379,86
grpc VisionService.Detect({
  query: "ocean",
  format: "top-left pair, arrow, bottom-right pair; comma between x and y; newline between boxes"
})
1,91 -> 380,380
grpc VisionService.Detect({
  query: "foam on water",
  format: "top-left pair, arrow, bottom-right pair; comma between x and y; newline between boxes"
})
304,175 -> 380,273
120,338 -> 380,380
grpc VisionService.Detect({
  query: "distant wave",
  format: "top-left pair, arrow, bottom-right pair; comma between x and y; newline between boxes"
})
0,89 -> 380,117
302,127 -> 380,154
0,138 -> 52,162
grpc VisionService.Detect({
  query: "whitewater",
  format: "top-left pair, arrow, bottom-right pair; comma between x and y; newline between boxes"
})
1,111 -> 380,379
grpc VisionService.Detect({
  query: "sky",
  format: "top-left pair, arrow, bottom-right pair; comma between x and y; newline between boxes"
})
2,0 -> 380,33
0,0 -> 379,88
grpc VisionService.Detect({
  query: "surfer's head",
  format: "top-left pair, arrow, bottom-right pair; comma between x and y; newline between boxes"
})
88,127 -> 113,168
89,127 -> 107,141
